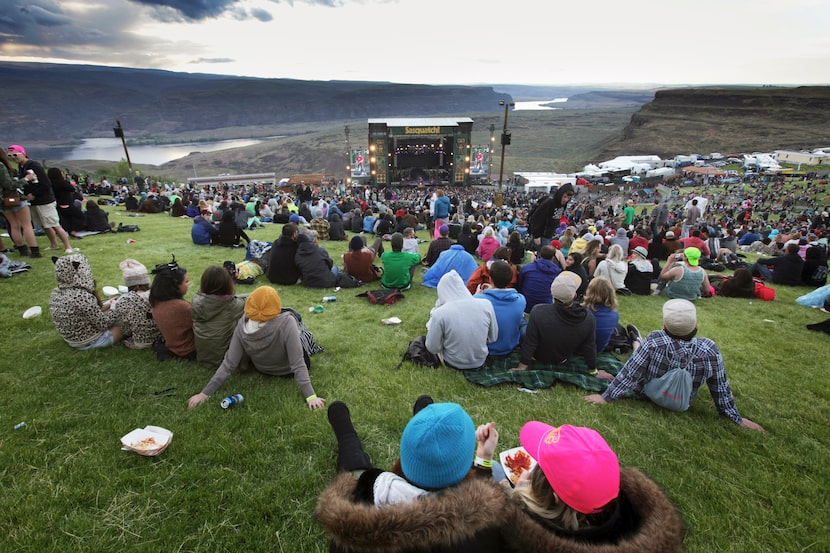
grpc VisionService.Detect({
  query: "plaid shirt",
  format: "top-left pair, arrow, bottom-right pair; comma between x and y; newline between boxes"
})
602,331 -> 743,424
309,217 -> 330,241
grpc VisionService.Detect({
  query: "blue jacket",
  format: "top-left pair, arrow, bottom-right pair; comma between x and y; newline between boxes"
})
191,215 -> 218,245
517,258 -> 562,313
477,288 -> 527,356
422,245 -> 478,288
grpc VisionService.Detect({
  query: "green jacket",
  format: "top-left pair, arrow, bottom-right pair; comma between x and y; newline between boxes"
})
192,292 -> 248,369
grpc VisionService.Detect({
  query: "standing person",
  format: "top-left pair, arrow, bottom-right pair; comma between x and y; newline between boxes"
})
49,253 -> 124,349
432,188 -> 451,240
681,198 -> 701,238
528,183 -> 575,247
649,198 -> 669,238
7,145 -> 74,253
111,259 -> 161,350
622,199 -> 636,228
511,272 -> 596,373
186,286 -> 325,411
192,265 -> 248,370
0,150 -> 38,257
149,257 -> 196,361
425,270 -> 498,370
46,167 -> 85,240
585,299 -> 766,432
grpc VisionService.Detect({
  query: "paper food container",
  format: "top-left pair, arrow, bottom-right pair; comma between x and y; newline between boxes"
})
118,285 -> 129,294
22,306 -> 42,319
102,286 -> 120,296
120,426 -> 173,457
499,446 -> 537,486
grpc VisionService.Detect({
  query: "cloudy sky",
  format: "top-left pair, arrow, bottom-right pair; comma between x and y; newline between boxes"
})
1,0 -> 828,86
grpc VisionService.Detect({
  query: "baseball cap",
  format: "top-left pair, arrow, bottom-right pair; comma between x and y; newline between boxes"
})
684,247 -> 701,266
7,144 -> 26,156
520,422 -> 620,514
663,298 -> 697,336
664,231 -> 676,239
550,272 -> 581,303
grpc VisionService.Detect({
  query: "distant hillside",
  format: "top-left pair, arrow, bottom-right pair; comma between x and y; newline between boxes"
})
0,62 -> 510,141
599,86 -> 830,158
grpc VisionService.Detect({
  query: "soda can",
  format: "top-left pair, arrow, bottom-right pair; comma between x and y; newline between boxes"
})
220,394 -> 244,409
322,296 -> 337,302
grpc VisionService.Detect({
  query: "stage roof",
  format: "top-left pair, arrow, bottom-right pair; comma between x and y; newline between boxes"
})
368,117 -> 474,127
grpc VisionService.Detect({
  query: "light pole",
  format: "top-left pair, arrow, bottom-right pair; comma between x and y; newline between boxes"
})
113,119 -> 134,177
496,100 -> 514,207
344,125 -> 351,191
488,124 -> 495,184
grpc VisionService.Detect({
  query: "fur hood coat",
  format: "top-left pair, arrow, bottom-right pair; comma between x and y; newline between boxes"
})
316,467 -> 684,553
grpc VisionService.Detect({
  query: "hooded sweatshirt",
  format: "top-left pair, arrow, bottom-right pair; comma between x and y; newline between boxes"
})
477,287 -> 527,356
191,292 -> 247,369
50,253 -> 118,348
200,312 -> 314,399
520,301 -> 596,370
422,244 -> 478,288
425,271 -> 498,369
295,233 -> 337,288
517,258 -> 562,313
594,257 -> 629,290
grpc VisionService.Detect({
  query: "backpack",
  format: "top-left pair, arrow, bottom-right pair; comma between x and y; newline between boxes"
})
117,223 -> 140,232
394,335 -> 441,369
643,368 -> 693,411
604,323 -> 634,354
810,264 -> 828,284
336,272 -> 362,289
357,289 -> 403,305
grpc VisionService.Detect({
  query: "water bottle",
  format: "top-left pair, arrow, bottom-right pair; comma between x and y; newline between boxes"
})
220,394 -> 244,409
322,296 -> 337,302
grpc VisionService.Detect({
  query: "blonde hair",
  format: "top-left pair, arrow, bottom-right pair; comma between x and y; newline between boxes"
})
510,466 -> 584,531
560,228 -> 575,249
606,244 -> 624,263
582,239 -> 601,260
583,276 -> 618,311
482,226 -> 496,238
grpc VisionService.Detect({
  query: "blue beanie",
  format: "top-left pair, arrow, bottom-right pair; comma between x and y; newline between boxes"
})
289,214 -> 300,223
399,403 -> 475,489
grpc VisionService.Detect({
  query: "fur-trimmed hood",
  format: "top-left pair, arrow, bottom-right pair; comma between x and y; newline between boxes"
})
316,473 -> 510,553
316,467 -> 684,553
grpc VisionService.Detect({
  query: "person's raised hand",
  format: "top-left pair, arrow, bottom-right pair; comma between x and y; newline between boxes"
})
475,422 -> 499,460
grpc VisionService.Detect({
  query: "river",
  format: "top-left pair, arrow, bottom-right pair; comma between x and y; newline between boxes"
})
39,137 -> 277,166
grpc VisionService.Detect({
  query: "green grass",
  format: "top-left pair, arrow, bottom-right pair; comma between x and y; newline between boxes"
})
1,204 -> 829,553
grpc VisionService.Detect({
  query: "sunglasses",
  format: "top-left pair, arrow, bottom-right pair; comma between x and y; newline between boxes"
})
8,152 -> 21,157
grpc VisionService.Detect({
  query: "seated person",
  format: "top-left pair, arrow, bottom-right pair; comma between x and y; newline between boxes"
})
266,223 -> 301,285
477,226 -> 501,262
50,253 -> 123,349
423,224 -> 452,266
149,257 -> 196,361
751,242 -> 805,286
310,208 -> 331,241
711,267 -> 755,298
517,245 -> 563,313
422,243 -> 478,288
593,244 -> 628,292
343,235 -> 383,283
475,261 -> 526,356
83,200 -> 112,232
401,227 -> 420,254
295,232 -> 338,288
328,212 -> 346,241
585,299 -> 766,432
655,247 -> 711,300
380,232 -> 421,290
803,245 -> 828,287
466,246 -> 518,295
216,209 -> 250,247
187,286 -> 325,411
625,246 -> 654,295
111,258 -> 161,350
426,270 -> 498,370
191,214 -> 219,246
582,276 -> 620,353
512,272 -> 596,372
192,266 -> 248,370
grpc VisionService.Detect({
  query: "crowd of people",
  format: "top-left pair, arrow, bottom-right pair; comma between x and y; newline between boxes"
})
5,140 -> 830,551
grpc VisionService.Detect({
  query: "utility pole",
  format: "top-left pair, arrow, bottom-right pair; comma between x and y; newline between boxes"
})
497,100 -> 514,208
344,125 -> 351,190
113,119 -> 134,177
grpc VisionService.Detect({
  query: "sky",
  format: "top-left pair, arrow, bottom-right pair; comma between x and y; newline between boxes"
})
1,0 -> 829,86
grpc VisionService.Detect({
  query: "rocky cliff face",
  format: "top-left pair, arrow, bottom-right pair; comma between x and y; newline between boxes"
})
600,86 -> 830,158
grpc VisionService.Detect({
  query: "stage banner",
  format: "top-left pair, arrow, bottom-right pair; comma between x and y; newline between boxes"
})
470,146 -> 490,176
351,149 -> 369,178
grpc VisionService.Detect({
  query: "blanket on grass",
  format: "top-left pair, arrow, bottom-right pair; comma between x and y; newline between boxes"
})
462,351 -> 626,392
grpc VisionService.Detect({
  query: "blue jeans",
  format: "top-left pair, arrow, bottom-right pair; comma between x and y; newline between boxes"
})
751,262 -> 773,281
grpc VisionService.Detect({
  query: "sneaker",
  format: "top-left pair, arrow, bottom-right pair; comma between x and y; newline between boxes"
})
626,324 -> 641,343
413,394 -> 434,415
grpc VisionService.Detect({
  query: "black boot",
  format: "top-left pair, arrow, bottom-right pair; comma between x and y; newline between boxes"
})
413,394 -> 434,415
16,244 -> 30,257
327,401 -> 372,472
29,246 -> 42,258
